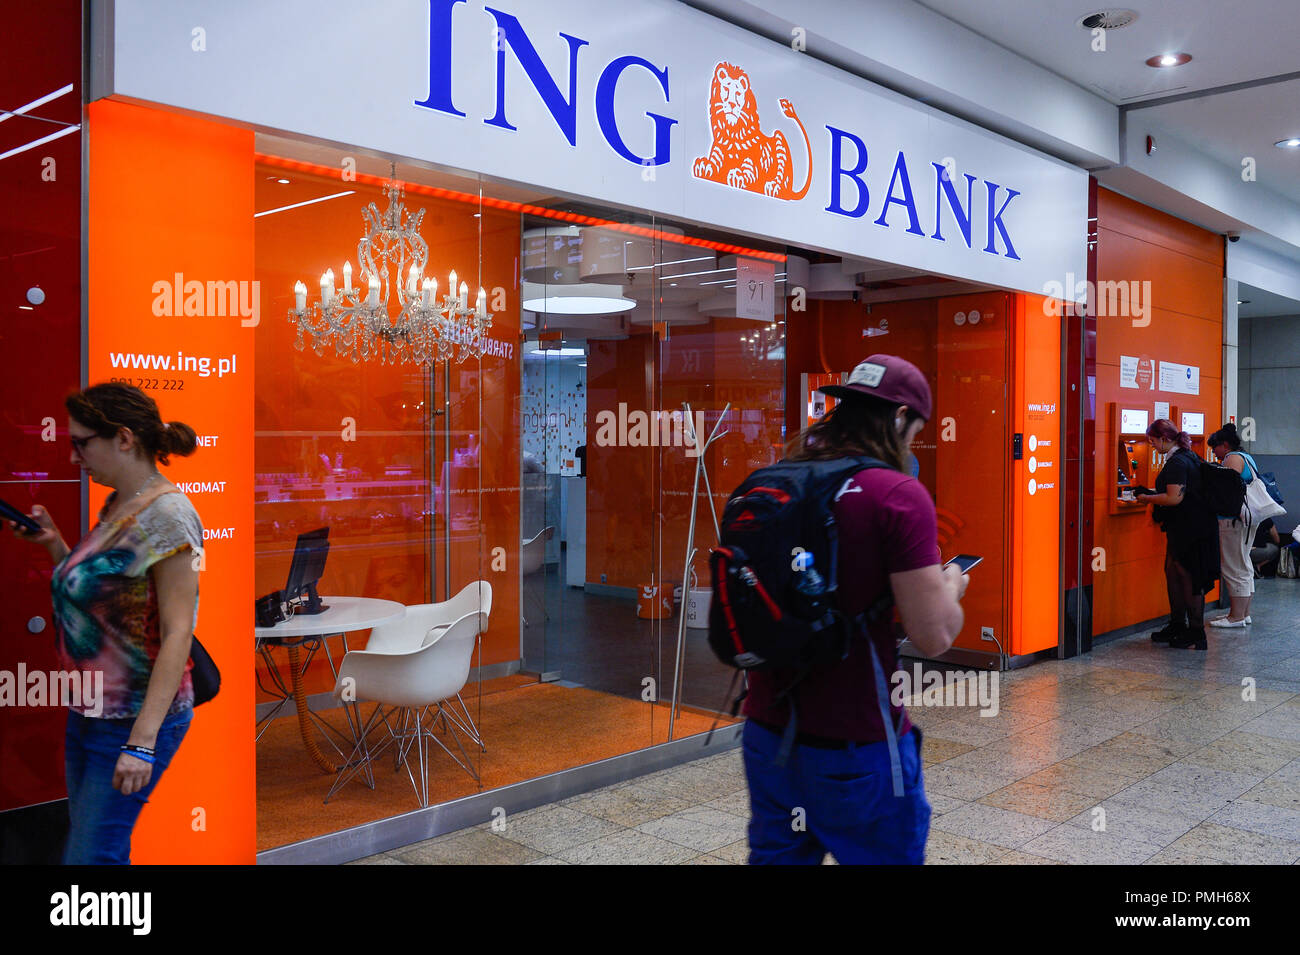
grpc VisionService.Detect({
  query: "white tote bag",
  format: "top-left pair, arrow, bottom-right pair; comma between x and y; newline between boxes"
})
1245,474 -> 1285,521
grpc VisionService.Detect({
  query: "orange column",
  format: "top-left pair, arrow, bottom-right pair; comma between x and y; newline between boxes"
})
89,100 -> 256,862
1011,294 -> 1062,655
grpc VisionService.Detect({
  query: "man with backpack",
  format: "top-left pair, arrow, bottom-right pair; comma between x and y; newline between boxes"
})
713,355 -> 968,864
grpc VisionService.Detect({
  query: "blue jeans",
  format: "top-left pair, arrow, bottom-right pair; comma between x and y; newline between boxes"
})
63,707 -> 192,865
742,719 -> 930,864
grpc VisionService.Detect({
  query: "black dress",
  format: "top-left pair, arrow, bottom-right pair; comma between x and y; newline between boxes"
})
1152,448 -> 1220,594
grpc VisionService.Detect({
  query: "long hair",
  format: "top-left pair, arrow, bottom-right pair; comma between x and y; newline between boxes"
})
1208,422 -> 1241,451
66,382 -> 198,466
1146,418 -> 1191,451
785,395 -> 921,471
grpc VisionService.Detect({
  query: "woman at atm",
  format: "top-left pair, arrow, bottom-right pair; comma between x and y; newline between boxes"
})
1207,423 -> 1257,628
1133,419 -> 1220,650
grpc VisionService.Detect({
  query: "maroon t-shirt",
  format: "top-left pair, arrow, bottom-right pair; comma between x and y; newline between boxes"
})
743,466 -> 941,741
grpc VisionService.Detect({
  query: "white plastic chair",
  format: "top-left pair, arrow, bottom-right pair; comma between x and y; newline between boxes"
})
326,612 -> 482,806
363,582 -> 491,748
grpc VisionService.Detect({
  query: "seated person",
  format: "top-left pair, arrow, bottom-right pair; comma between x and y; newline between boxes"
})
1251,518 -> 1281,578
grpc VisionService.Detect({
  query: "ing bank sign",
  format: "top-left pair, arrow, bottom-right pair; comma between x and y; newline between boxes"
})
108,0 -> 1088,296
416,0 -> 1025,262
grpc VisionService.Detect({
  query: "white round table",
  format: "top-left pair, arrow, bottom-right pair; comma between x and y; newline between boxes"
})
255,597 -> 406,773
254,596 -> 406,640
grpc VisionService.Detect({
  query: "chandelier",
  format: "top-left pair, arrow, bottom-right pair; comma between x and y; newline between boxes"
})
288,178 -> 493,364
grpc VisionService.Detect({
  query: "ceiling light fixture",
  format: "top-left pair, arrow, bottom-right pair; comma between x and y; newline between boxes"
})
0,83 -> 74,124
1146,52 -> 1192,68
255,190 -> 355,218
1275,138 -> 1300,149
624,255 -> 716,272
0,123 -> 79,162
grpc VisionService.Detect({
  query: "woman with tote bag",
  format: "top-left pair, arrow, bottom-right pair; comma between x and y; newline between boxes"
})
1207,423 -> 1285,629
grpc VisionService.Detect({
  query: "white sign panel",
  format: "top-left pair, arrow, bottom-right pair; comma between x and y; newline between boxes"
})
1119,355 -> 1138,389
735,258 -> 775,322
1159,361 -> 1200,396
106,0 -> 1089,299
1182,412 -> 1204,436
1154,400 -> 1170,421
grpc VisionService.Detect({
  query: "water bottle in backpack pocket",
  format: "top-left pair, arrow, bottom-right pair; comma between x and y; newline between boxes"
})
707,456 -> 890,672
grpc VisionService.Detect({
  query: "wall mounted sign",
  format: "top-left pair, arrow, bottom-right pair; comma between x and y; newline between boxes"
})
103,0 -> 1088,299
1158,361 -> 1200,396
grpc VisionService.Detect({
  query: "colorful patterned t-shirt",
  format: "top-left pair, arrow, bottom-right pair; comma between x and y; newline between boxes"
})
51,487 -> 203,719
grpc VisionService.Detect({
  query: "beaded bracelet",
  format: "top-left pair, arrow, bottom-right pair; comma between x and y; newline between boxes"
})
120,744 -> 156,764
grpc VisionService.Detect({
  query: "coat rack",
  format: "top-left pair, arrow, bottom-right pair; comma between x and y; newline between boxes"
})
668,402 -> 729,740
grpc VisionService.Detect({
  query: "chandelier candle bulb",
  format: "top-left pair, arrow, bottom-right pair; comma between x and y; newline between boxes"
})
408,264 -> 419,295
477,287 -> 486,316
343,261 -> 352,292
367,274 -> 380,307
459,281 -> 468,309
294,281 -> 306,312
449,270 -> 457,296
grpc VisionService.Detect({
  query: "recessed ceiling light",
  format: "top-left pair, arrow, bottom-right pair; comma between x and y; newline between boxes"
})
1146,52 -> 1191,68
276,178 -> 290,184
1275,138 -> 1300,149
1237,300 -> 1250,305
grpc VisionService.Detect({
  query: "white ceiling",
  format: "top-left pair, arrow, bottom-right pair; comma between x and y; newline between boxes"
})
907,0 -> 1300,297
1238,282 -> 1300,319
915,0 -> 1300,104
913,0 -> 1300,200
1131,79 -> 1300,204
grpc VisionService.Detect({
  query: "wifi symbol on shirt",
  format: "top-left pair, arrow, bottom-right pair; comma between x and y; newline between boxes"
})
935,507 -> 966,550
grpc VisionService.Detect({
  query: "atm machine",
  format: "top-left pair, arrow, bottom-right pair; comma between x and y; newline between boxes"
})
1109,404 -> 1155,514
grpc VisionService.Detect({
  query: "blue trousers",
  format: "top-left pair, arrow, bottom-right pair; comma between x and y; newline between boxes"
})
63,708 -> 192,865
742,719 -> 930,864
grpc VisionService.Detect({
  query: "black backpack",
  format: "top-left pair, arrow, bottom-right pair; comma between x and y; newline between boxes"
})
707,456 -> 891,674
1198,457 -> 1247,519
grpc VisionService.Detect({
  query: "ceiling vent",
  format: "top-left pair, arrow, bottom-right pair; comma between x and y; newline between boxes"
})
1078,9 -> 1138,30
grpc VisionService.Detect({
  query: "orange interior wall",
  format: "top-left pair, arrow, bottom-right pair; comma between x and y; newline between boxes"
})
784,295 -> 1014,653
88,100 -> 256,863
583,317 -> 788,593
585,333 -> 655,589
934,292 -> 1012,653
1092,189 -> 1224,635
253,163 -> 523,696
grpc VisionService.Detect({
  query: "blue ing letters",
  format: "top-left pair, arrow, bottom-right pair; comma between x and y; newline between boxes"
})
414,0 -> 1020,258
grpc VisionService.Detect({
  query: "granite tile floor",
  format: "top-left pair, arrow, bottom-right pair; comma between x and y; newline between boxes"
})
353,579 -> 1300,865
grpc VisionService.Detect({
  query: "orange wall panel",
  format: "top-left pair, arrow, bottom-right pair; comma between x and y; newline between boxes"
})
1010,293 -> 1061,656
1092,188 -> 1224,636
88,100 -> 256,863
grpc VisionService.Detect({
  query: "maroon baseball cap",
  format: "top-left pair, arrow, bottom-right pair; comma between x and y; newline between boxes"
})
819,354 -> 933,420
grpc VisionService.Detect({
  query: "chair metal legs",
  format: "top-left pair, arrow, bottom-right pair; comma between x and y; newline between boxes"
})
325,700 -> 481,807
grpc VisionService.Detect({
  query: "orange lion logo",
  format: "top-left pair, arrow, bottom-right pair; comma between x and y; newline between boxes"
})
693,61 -> 811,201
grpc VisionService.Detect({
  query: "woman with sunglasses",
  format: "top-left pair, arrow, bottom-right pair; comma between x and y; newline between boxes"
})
7,383 -> 202,864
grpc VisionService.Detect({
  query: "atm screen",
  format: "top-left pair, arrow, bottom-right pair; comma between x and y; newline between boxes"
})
1120,409 -> 1148,434
1182,412 -> 1204,436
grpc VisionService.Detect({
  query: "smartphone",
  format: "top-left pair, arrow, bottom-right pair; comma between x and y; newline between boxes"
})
0,497 -> 42,535
944,554 -> 983,573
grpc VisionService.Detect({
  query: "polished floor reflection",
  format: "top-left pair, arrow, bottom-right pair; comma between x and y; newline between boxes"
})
353,579 -> 1300,864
